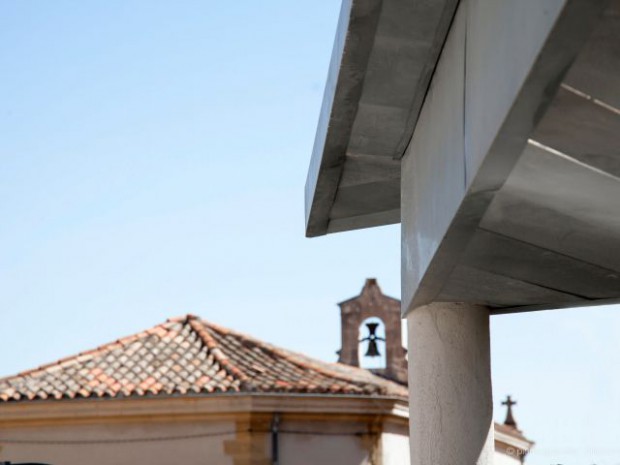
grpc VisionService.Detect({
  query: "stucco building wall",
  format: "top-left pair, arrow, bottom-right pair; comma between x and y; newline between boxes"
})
0,410 -> 526,465
0,396 -> 411,465
381,422 -> 411,465
0,417 -> 403,465
494,447 -> 523,465
0,418 -> 235,465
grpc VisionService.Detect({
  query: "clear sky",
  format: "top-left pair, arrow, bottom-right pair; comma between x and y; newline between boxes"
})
1,2 -> 619,465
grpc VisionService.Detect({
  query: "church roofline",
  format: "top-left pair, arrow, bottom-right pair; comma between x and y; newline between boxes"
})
0,314 -> 407,403
338,278 -> 401,306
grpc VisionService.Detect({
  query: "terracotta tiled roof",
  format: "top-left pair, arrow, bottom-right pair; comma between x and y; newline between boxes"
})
0,315 -> 407,402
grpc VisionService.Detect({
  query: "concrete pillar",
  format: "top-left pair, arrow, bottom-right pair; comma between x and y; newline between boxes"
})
407,302 -> 494,465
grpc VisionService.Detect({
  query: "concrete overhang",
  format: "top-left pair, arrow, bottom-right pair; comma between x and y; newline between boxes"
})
304,0 -> 459,237
307,0 -> 620,312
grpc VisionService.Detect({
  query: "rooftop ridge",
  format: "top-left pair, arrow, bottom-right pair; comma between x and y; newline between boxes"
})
199,318 -> 404,396
186,317 -> 249,386
337,279 -> 401,306
0,314 -> 408,402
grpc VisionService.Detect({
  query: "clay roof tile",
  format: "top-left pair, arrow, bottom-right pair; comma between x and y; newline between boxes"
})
0,314 -> 407,403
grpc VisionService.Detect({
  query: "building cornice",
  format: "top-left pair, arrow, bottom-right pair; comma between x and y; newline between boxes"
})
0,393 -> 409,427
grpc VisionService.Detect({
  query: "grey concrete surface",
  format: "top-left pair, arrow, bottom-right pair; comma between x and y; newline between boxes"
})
305,0 -> 458,236
408,302 -> 494,465
401,0 -> 620,311
306,0 -> 619,314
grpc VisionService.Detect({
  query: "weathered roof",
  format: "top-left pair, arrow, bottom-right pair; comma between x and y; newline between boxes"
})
0,315 -> 407,402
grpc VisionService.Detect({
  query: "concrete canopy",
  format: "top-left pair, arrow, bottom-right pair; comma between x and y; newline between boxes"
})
305,0 -> 459,237
306,0 -> 620,313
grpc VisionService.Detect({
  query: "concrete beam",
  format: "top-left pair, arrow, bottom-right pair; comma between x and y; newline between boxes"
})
401,0 -> 610,314
305,0 -> 383,237
305,0 -> 459,237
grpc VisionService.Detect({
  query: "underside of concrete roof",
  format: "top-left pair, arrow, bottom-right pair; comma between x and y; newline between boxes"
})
306,0 -> 620,312
305,0 -> 459,237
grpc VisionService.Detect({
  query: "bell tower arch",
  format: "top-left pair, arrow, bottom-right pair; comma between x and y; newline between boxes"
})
338,278 -> 407,384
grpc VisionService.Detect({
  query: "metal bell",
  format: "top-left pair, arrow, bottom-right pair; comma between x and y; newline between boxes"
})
365,339 -> 381,357
360,322 -> 384,357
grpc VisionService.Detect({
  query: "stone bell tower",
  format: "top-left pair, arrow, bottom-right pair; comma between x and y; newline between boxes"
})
338,278 -> 407,384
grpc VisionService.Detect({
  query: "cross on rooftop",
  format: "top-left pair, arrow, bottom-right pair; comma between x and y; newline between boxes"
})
502,395 -> 518,428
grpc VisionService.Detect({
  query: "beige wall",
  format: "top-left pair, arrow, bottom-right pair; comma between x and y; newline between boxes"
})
0,418 -> 519,465
0,418 -> 236,465
382,422 -> 411,465
280,422 -> 371,465
494,447 -> 523,465
0,417 -> 398,465
0,396 -> 525,465
0,396 -> 408,465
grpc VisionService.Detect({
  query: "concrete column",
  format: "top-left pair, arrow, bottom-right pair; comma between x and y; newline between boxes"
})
407,302 -> 493,465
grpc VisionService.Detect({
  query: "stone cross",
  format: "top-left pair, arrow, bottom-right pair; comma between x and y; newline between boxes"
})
502,395 -> 518,428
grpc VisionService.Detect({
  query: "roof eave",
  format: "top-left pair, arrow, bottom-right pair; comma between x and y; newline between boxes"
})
305,0 -> 460,237
0,393 -> 410,425
305,0 -> 383,237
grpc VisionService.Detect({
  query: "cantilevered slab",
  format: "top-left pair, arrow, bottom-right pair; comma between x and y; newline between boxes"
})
305,0 -> 458,237
307,0 -> 620,314
401,0 -> 618,313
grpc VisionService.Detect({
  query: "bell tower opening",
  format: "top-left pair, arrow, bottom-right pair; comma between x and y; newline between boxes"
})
337,278 -> 407,384
358,317 -> 387,369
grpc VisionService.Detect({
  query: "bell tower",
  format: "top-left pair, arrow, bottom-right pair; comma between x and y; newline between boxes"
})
337,278 -> 407,384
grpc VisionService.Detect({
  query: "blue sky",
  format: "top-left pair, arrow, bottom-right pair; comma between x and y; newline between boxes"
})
1,2 -> 619,464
